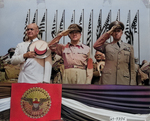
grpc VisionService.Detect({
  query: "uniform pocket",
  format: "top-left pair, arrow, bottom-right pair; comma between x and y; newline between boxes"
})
124,51 -> 130,63
77,51 -> 88,58
123,71 -> 129,78
63,48 -> 72,57
106,51 -> 115,61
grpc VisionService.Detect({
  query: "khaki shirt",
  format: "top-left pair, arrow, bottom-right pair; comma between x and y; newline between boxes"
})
49,41 -> 92,84
50,42 -> 90,67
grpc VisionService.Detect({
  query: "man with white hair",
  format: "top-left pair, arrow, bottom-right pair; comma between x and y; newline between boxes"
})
11,23 -> 52,83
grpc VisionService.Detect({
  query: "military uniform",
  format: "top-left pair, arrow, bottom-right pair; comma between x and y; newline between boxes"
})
49,24 -> 93,84
49,42 -> 91,84
94,33 -> 136,85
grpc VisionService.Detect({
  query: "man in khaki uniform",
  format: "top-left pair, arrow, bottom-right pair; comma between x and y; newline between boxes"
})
92,51 -> 105,84
49,24 -> 93,84
94,21 -> 136,85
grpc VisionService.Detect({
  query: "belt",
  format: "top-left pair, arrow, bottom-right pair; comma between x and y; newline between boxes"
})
65,65 -> 86,70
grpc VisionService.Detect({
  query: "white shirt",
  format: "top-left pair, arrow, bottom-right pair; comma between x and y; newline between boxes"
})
11,38 -> 52,83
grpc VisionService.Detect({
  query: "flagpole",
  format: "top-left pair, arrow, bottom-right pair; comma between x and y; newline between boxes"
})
45,9 -> 47,42
82,9 -> 84,44
29,9 -> 30,24
100,9 -> 102,39
73,10 -> 75,24
36,9 -> 38,25
63,10 -> 65,44
137,10 -> 140,64
56,10 -> 58,34
91,9 -> 93,57
119,9 -> 120,21
110,10 -> 112,42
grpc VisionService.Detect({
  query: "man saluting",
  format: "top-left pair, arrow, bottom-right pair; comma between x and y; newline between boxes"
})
94,21 -> 136,85
49,24 -> 93,84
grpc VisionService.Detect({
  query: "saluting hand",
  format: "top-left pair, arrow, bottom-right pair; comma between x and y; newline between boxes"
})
48,34 -> 62,47
107,25 -> 121,35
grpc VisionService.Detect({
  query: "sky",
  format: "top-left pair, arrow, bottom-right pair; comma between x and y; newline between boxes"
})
0,0 -> 150,64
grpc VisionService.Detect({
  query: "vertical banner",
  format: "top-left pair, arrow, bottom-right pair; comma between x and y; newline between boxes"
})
10,83 -> 62,121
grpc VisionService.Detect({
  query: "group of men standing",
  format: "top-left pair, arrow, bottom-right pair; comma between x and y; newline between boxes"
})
11,21 -> 138,85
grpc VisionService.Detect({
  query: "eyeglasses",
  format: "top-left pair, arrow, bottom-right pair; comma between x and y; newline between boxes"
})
26,28 -> 34,31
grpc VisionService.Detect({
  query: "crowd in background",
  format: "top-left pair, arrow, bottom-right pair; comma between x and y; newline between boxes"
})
0,47 -> 149,86
51,50 -> 150,86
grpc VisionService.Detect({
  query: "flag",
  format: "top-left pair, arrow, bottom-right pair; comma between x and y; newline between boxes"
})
23,12 -> 29,42
71,14 -> 73,23
58,10 -> 65,34
32,10 -> 37,23
51,14 -> 57,38
38,12 -> 45,39
10,83 -> 62,121
103,11 -> 111,33
131,12 -> 138,33
99,10 -> 111,36
96,9 -> 102,39
79,11 -> 82,26
130,11 -> 138,45
125,11 -> 131,44
78,9 -> 84,43
87,12 -> 92,46
116,9 -> 120,21
71,12 -> 74,24
36,0 -> 45,5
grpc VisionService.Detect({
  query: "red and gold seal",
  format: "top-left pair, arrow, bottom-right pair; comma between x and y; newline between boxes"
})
21,87 -> 51,119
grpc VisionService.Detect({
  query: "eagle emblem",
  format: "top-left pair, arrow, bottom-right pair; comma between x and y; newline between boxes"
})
21,87 -> 51,119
